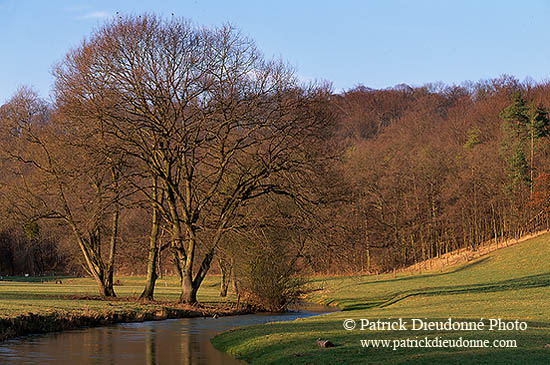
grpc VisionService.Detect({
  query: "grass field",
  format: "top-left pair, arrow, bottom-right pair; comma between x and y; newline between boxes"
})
0,275 -> 230,319
0,275 -> 241,341
212,233 -> 550,364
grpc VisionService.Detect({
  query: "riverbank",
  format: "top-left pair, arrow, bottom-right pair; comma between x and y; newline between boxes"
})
0,301 -> 253,342
0,302 -> 251,342
212,232 -> 550,364
0,275 -> 248,342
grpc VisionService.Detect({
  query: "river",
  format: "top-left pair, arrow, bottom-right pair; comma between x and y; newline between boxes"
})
0,304 -> 336,364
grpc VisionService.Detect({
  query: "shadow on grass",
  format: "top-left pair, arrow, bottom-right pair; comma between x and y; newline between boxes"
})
342,272 -> 550,311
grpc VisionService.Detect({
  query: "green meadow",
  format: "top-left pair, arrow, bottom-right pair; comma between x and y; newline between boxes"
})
212,233 -> 550,364
0,275 -> 228,319
1,234 -> 549,363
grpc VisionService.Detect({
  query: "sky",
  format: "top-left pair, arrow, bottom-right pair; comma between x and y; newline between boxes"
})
2,0 -> 550,103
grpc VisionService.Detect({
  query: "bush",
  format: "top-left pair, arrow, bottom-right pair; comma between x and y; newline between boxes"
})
237,238 -> 308,312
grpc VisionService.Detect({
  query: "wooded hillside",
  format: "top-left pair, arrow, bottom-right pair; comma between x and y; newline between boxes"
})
1,16 -> 549,301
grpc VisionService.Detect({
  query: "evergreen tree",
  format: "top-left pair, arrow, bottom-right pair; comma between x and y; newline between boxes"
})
500,91 -> 529,134
499,92 -> 550,194
506,142 -> 530,193
527,104 -> 550,192
500,91 -> 530,192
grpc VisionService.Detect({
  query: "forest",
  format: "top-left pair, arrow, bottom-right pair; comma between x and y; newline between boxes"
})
1,15 -> 550,307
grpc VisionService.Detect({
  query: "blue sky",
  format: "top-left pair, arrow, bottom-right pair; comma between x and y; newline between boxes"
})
2,0 -> 550,103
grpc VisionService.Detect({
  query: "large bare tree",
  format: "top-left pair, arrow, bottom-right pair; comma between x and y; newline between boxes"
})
53,15 -> 332,304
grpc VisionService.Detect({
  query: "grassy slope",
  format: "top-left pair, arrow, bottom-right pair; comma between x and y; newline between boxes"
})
0,275 -> 228,319
212,233 -> 550,364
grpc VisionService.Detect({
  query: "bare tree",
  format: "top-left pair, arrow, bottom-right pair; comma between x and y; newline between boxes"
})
0,87 -> 126,297
53,15 -> 332,304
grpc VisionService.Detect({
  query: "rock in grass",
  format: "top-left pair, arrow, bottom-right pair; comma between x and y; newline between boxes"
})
316,338 -> 334,348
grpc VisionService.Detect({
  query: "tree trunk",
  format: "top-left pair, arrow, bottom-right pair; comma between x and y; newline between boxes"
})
141,252 -> 159,300
96,278 -> 110,297
179,230 -> 197,304
231,257 -> 239,295
180,272 -> 197,304
140,183 -> 162,300
219,257 -> 230,297
105,189 -> 119,298
101,273 -> 116,297
220,275 -> 229,297
531,131 -> 534,196
140,234 -> 160,299
88,261 -> 115,297
173,250 -> 183,285
179,247 -> 215,305
165,185 -> 192,302
73,227 -> 116,298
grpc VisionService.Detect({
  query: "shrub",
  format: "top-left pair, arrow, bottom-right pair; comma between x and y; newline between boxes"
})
237,238 -> 308,312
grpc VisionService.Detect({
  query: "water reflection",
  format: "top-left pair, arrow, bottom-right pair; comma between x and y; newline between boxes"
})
0,305 -> 337,364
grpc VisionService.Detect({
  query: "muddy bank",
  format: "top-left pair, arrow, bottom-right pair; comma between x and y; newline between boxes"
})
0,303 -> 252,342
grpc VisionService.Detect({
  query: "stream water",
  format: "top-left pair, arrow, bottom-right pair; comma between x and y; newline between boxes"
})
0,304 -> 337,364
